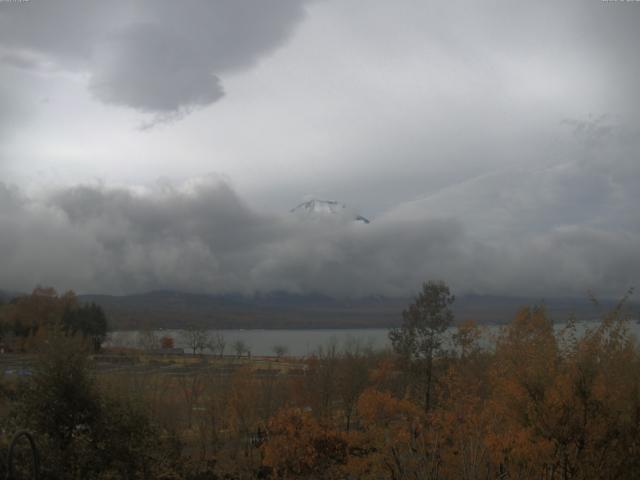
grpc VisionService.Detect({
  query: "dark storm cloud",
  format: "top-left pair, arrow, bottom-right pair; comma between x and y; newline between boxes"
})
88,22 -> 225,114
0,0 -> 308,115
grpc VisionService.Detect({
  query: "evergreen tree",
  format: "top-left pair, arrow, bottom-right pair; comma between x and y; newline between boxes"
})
389,280 -> 455,412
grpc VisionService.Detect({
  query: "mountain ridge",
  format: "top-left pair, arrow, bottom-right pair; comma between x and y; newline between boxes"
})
77,290 -> 637,330
3,289 -> 636,330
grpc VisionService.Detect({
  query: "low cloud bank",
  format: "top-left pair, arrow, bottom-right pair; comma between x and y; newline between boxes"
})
1,154 -> 638,298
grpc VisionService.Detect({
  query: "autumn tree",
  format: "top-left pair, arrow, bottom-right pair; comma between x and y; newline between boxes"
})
389,280 -> 455,412
262,407 -> 347,479
452,319 -> 483,360
486,306 -> 559,477
160,335 -> 175,349
433,362 -> 493,479
0,287 -> 79,350
347,388 -> 433,479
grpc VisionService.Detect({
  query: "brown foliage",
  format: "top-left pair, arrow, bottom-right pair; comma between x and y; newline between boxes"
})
161,335 -> 175,349
5,287 -> 640,480
262,301 -> 640,480
262,407 -> 347,479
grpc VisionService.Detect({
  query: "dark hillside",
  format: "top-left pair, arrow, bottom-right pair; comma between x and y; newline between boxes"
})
76,291 -> 638,330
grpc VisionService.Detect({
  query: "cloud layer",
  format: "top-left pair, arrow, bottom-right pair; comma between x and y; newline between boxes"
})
0,1 -> 638,300
1,121 -> 638,299
0,0 -> 307,116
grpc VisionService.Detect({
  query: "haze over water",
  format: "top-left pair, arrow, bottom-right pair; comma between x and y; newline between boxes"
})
108,320 -> 640,357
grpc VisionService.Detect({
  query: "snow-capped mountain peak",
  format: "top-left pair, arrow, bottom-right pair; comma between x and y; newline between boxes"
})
290,199 -> 370,224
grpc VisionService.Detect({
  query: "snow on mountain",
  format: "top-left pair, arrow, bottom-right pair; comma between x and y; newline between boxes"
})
290,199 -> 370,224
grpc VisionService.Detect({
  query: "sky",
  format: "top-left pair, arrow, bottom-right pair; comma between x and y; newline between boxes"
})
0,0 -> 639,298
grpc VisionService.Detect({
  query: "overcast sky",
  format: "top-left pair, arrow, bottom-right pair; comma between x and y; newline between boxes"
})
1,0 -> 639,298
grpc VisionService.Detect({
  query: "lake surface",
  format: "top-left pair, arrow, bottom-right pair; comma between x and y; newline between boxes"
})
107,328 -> 391,356
106,320 -> 640,357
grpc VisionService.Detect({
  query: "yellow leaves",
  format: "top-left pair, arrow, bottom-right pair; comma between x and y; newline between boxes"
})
0,287 -> 81,352
356,388 -> 422,428
492,307 -> 558,408
480,304 -> 640,478
201,300 -> 640,479
262,407 -> 347,479
226,366 -> 259,434
347,388 -> 440,479
368,355 -> 397,387
452,319 -> 483,358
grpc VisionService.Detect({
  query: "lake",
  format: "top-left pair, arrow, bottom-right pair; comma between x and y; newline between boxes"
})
105,319 -> 640,357
107,328 -> 391,356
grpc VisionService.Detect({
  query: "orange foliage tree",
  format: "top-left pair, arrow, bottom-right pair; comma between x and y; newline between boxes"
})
262,407 -> 347,479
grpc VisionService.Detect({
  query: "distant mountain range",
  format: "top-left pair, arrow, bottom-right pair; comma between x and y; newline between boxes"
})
2,288 -> 636,330
77,291 -> 403,330
77,291 -> 637,330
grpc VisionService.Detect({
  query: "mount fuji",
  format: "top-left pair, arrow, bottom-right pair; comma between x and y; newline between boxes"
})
290,199 -> 370,224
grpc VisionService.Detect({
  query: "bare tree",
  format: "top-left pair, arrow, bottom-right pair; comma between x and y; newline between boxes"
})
233,339 -> 247,358
339,338 -> 372,431
137,327 -> 159,351
181,326 -> 211,355
209,331 -> 226,358
272,344 -> 288,359
305,338 -> 339,420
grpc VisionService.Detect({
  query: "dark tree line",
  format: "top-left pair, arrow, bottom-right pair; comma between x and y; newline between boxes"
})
0,287 -> 108,352
61,302 -> 108,352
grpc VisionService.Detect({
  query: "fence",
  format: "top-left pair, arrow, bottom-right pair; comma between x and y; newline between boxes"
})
5,431 -> 39,480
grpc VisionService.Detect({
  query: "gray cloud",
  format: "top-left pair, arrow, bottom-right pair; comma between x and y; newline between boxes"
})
88,22 -> 224,113
0,89 -> 14,142
0,178 -> 474,296
1,132 -> 638,298
0,1 -> 638,299
0,67 -> 26,138
0,66 -> 33,170
0,0 -> 308,116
